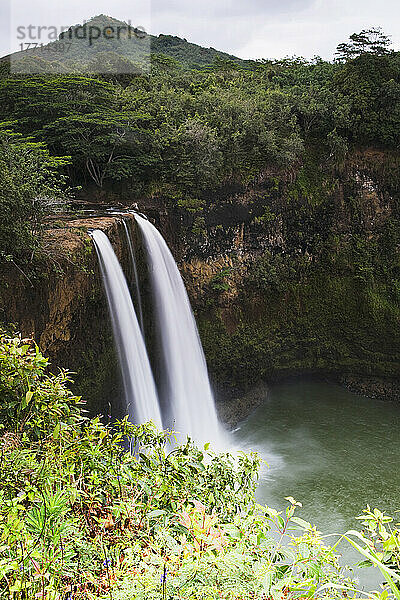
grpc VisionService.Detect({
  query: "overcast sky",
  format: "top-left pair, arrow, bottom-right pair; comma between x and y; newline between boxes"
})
1,0 -> 399,60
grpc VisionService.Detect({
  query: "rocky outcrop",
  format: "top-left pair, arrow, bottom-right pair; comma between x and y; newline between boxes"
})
216,384 -> 268,428
340,375 -> 400,403
0,214 -> 135,413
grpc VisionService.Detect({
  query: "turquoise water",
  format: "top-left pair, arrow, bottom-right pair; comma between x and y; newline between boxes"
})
233,381 -> 400,591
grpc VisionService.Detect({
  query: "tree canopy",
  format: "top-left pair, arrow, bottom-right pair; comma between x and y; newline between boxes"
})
0,28 -> 398,261
335,27 -> 392,61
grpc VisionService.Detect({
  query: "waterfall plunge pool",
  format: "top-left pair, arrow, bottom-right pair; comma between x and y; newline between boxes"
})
232,380 -> 400,591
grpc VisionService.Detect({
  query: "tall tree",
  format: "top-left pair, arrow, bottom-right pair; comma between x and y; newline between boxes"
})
0,127 -> 69,265
335,28 -> 392,61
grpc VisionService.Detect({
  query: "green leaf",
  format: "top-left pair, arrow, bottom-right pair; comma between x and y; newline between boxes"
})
147,510 -> 166,519
344,530 -> 400,599
290,516 -> 311,529
138,480 -> 152,496
277,515 -> 285,530
221,524 -> 241,539
262,571 -> 273,593
53,422 -> 60,439
21,390 -> 33,409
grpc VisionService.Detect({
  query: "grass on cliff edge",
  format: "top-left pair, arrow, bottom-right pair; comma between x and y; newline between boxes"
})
0,329 -> 399,600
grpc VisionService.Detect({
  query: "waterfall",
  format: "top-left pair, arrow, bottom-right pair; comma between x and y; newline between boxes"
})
135,214 -> 222,446
122,219 -> 144,333
90,229 -> 162,429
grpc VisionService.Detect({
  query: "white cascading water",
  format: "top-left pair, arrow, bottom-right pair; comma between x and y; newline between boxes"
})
122,219 -> 144,333
90,229 -> 162,429
135,214 -> 222,446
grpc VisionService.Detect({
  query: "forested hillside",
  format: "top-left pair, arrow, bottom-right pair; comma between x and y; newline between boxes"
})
0,26 -> 399,390
1,27 -> 399,234
1,21 -> 400,600
3,14 -> 248,73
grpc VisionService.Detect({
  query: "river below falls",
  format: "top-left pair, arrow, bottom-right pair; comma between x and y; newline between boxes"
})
232,380 -> 400,592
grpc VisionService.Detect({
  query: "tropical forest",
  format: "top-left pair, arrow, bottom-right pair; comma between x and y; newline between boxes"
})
0,7 -> 399,600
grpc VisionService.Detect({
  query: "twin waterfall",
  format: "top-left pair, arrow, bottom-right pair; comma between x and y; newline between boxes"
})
135,215 -> 221,444
90,216 -> 222,446
91,230 -> 162,429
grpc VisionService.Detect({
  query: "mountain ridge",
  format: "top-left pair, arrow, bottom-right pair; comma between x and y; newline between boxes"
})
3,14 -> 252,73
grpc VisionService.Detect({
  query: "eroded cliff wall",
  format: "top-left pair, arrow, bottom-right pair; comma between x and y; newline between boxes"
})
0,215 -> 134,413
1,148 -> 400,410
136,148 -> 400,397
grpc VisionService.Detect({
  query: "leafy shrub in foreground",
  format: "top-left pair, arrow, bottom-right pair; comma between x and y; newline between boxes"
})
0,329 -> 398,599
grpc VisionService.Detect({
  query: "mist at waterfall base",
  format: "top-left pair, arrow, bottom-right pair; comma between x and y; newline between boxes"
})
91,219 -> 223,447
90,229 -> 162,429
233,381 -> 400,590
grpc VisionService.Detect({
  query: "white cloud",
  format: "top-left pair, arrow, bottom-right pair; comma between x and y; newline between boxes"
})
234,0 -> 400,59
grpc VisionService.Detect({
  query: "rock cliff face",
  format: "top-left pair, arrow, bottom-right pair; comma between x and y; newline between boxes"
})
0,215 -> 135,413
1,148 -> 400,411
135,148 -> 400,401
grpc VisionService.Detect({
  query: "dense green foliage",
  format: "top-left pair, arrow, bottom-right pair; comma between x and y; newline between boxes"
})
1,29 -> 399,197
0,27 -> 399,392
0,27 -> 398,269
1,331 -> 399,599
0,128 -> 68,266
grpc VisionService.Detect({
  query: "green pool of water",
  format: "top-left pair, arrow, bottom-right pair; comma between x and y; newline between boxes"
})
233,381 -> 400,592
